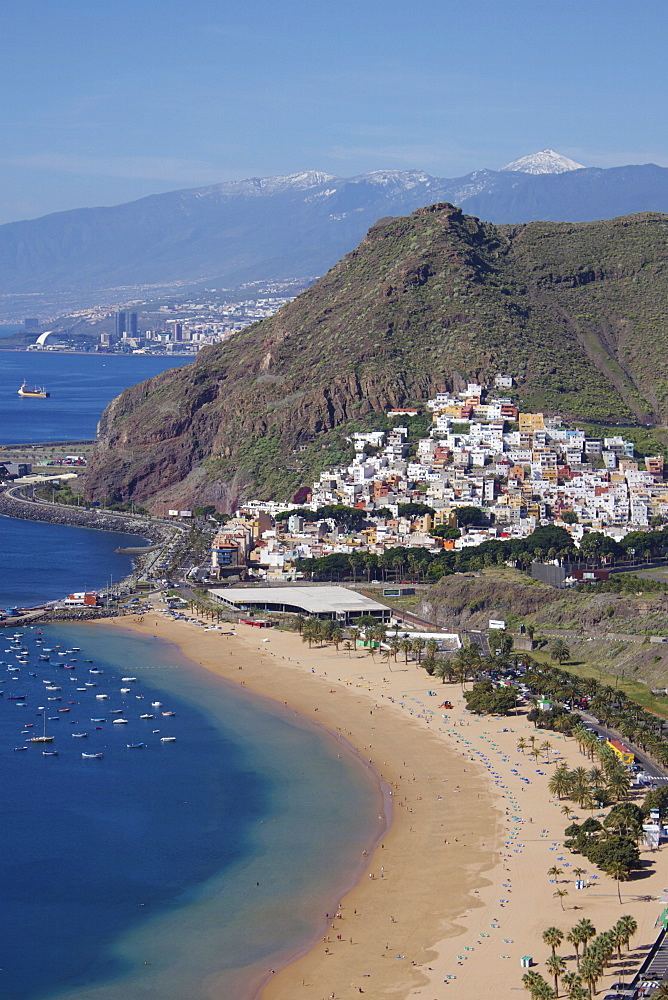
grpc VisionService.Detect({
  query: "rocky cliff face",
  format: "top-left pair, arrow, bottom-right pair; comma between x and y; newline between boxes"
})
85,204 -> 668,510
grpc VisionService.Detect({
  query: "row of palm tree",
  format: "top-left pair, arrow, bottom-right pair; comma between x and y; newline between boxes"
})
522,660 -> 668,769
526,916 -> 638,998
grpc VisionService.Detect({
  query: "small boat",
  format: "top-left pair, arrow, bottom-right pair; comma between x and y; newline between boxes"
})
90,718 -> 106,723
126,743 -> 145,749
89,669 -> 102,675
160,737 -> 176,743
161,711 -> 175,717
120,687 -> 131,694
13,746 -> 28,751
84,659 -> 93,663
72,733 -> 88,738
121,677 -> 137,682
95,694 -> 108,700
8,694 -> 27,700
139,713 -> 154,719
112,718 -> 128,725
151,701 -> 162,708
45,685 -> 61,691
110,709 -> 124,714
76,687 -> 87,692
42,751 -> 58,756
85,682 -> 96,687
82,752 -> 103,759
57,708 -> 70,712
38,654 -> 49,660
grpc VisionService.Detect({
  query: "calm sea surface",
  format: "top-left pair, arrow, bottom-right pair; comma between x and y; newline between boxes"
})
0,353 -> 383,1000
0,351 -> 192,444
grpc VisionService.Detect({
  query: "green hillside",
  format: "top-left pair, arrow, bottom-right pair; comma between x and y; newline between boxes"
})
84,204 -> 668,510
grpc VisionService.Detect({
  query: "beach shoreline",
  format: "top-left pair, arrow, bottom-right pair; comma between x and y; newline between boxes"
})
105,610 -> 668,1000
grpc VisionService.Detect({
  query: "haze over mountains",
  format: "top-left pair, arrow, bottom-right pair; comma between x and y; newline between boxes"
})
3,150 -> 668,313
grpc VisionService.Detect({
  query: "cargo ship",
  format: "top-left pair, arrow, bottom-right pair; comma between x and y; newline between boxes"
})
18,381 -> 49,398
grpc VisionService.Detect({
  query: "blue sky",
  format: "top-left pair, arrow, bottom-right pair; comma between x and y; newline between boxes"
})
1,0 -> 666,223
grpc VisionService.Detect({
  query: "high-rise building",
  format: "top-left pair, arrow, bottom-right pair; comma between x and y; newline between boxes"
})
167,321 -> 183,342
115,311 -> 138,338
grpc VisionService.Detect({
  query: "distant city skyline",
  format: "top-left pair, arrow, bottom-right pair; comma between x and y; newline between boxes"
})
1,0 -> 666,225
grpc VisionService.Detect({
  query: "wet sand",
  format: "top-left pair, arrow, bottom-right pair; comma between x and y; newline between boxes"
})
111,611 -> 667,1000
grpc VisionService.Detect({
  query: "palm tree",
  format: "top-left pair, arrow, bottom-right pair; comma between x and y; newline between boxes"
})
616,914 -> 637,951
549,640 -> 571,665
549,765 -> 572,800
553,889 -> 569,911
578,954 -> 603,999
389,638 -> 401,662
517,737 -> 528,754
606,767 -> 631,802
412,637 -> 426,663
522,971 -> 552,1000
398,638 -> 413,664
425,638 -> 439,661
330,626 -> 343,650
543,926 -> 564,956
343,640 -> 354,657
566,926 -> 587,968
545,955 -> 566,998
547,866 -> 564,884
348,626 -> 361,648
574,919 -> 596,952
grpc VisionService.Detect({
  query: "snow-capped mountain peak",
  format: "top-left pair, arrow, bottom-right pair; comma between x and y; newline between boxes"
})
500,149 -> 585,175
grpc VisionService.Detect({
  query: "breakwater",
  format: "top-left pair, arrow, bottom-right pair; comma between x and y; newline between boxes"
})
0,487 -> 182,585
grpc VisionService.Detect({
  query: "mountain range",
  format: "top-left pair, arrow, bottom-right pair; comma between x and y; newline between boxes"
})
4,151 -> 668,309
83,203 -> 668,511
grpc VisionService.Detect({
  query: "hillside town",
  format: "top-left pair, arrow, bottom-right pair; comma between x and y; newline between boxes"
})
204,377 -> 668,582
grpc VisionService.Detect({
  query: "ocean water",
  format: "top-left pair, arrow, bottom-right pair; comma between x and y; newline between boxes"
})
0,517 -> 149,608
0,624 -> 382,1000
0,351 -> 192,444
0,352 -> 384,1000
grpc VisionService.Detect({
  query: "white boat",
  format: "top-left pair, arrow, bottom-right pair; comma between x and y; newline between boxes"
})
139,713 -> 154,719
112,718 -> 128,724
151,701 -> 162,708
29,713 -> 54,743
160,737 -> 176,743
82,752 -> 103,758
161,711 -> 175,717
95,694 -> 109,699
120,687 -> 131,693
72,733 -> 88,738
121,677 -> 137,682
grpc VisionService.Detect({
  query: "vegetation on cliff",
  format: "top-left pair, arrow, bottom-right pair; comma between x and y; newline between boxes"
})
85,204 -> 668,508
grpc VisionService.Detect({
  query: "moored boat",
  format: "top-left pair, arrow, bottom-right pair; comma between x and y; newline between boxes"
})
18,381 -> 49,398
82,752 -> 103,758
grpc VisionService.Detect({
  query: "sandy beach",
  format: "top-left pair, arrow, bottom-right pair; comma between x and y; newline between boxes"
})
110,609 -> 668,1000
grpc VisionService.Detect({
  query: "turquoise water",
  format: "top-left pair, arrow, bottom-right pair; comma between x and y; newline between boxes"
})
0,351 -> 385,999
0,624 -> 384,1000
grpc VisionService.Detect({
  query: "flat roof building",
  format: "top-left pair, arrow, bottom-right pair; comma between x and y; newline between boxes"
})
209,585 -> 391,624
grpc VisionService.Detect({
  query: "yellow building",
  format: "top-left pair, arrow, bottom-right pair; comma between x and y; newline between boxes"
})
519,412 -> 545,433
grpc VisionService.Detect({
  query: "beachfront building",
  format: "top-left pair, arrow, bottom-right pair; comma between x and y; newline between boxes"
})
208,585 -> 391,625
605,739 -> 635,766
